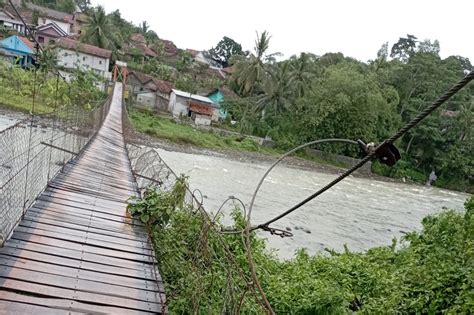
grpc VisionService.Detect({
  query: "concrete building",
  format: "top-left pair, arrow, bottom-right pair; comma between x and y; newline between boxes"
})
35,22 -> 67,46
168,89 -> 219,125
55,37 -> 111,80
0,8 -> 26,34
128,71 -> 174,110
26,3 -> 73,35
0,35 -> 35,67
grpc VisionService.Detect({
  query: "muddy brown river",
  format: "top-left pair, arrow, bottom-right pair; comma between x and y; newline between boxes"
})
156,148 -> 470,259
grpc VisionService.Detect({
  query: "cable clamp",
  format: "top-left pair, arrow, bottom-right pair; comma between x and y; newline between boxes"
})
260,225 -> 293,238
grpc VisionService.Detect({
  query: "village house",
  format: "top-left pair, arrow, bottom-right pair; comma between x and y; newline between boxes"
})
168,89 -> 220,126
35,22 -> 67,46
202,87 -> 237,120
55,37 -> 112,81
26,3 -> 73,35
127,71 -> 173,110
0,8 -> 27,35
0,34 -> 35,67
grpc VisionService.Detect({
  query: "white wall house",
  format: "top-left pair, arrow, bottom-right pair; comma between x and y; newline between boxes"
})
38,17 -> 71,35
0,9 -> 26,34
26,3 -> 73,35
55,38 -> 111,80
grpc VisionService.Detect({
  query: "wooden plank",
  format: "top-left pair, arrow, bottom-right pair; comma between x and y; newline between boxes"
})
0,255 -> 163,291
30,201 -> 141,226
4,241 -> 155,277
0,291 -> 153,315
0,278 -> 164,313
0,264 -> 161,301
0,300 -> 86,315
20,218 -> 150,250
0,83 -> 166,313
10,231 -> 153,263
13,226 -> 152,257
25,210 -> 147,241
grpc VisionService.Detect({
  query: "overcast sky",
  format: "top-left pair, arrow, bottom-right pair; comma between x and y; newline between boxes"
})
91,0 -> 473,63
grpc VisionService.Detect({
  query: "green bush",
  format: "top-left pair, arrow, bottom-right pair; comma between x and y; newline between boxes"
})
129,178 -> 474,314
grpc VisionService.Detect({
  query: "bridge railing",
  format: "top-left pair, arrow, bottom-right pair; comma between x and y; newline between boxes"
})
0,90 -> 113,246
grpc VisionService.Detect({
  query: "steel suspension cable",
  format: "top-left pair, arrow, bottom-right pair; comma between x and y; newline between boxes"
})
256,69 -> 474,230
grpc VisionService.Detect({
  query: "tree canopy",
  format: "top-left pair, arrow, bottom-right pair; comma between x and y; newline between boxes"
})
208,36 -> 245,68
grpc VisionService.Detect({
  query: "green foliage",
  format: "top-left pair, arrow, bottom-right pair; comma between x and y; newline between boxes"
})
226,32 -> 472,191
129,176 -> 474,313
129,108 -> 277,153
30,0 -> 76,14
81,6 -> 121,51
208,36 -> 245,68
0,61 -> 106,113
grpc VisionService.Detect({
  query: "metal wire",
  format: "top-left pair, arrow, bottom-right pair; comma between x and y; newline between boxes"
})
0,81 -> 112,245
257,69 -> 474,230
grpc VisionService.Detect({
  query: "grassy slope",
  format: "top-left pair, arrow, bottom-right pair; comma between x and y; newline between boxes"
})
129,108 -> 280,154
0,87 -> 53,114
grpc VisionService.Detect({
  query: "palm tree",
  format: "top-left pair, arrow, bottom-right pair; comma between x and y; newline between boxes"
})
289,53 -> 317,98
81,6 -> 120,50
231,31 -> 279,96
256,61 -> 293,115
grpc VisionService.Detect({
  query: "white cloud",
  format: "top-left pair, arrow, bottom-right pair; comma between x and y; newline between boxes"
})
91,0 -> 474,63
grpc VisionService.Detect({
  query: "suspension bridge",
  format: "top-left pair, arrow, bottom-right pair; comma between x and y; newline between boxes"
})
0,83 -> 166,314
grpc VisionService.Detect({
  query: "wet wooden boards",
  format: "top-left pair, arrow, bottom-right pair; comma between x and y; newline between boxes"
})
0,83 -> 166,314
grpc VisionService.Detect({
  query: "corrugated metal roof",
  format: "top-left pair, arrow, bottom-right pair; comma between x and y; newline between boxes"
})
172,89 -> 215,104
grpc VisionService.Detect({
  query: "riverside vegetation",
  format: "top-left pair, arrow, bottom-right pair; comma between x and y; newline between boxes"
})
128,178 -> 474,314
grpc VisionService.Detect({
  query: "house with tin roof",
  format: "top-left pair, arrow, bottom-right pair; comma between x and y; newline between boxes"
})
0,8 -> 27,35
168,89 -> 220,125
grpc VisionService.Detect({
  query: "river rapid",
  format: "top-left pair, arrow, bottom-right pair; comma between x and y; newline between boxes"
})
156,148 -> 470,259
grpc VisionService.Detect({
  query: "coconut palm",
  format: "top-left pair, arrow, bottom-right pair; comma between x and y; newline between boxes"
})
231,31 -> 279,96
256,61 -> 293,115
81,6 -> 120,50
289,53 -> 317,98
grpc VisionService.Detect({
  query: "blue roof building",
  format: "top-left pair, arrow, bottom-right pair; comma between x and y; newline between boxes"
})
0,35 -> 35,67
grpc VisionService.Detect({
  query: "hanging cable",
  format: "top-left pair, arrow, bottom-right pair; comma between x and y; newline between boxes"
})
256,69 -> 474,230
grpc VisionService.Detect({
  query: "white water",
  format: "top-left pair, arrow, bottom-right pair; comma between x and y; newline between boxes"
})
156,148 -> 470,259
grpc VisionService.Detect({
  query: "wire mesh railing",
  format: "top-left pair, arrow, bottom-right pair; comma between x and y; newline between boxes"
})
0,84 -> 112,246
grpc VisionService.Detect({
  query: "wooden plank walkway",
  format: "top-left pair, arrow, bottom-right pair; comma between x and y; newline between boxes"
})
0,83 -> 166,314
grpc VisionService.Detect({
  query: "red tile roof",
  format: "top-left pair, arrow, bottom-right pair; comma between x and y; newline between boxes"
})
130,33 -> 146,44
55,38 -> 112,59
19,36 -> 35,50
159,39 -> 178,55
129,71 -> 173,94
151,78 -> 173,94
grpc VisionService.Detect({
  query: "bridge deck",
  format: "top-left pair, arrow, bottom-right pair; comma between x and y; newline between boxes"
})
0,83 -> 166,314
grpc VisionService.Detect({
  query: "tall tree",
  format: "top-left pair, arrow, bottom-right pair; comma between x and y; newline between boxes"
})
139,21 -> 150,34
74,0 -> 91,12
81,6 -> 120,50
231,31 -> 277,96
208,36 -> 244,68
390,34 -> 418,61
257,61 -> 293,114
288,53 -> 318,98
